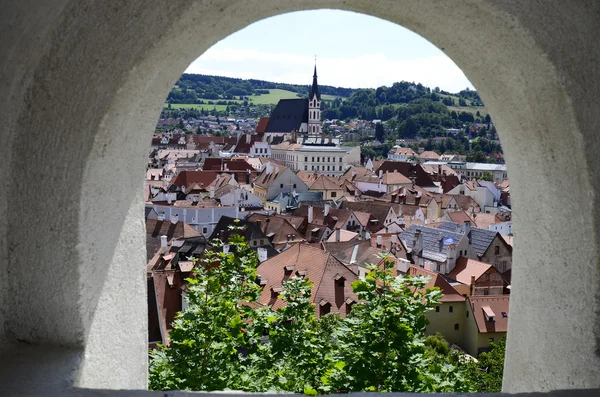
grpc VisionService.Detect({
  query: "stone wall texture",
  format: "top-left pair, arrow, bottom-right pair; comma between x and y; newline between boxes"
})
1,0 -> 599,395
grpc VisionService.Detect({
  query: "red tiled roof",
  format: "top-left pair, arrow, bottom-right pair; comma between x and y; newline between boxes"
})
447,257 -> 491,285
446,211 -> 476,226
256,244 -> 359,317
408,265 -> 465,302
203,158 -> 254,171
469,295 -> 510,333
256,117 -> 270,133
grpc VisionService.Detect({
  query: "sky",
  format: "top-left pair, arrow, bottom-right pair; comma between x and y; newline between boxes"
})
185,9 -> 474,93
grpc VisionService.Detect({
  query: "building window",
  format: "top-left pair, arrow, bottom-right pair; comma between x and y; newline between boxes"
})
316,157 -> 319,162
435,306 -> 440,312
331,192 -> 337,198
339,165 -> 342,171
327,166 -> 330,171
454,323 -> 460,330
280,184 -> 283,188
304,165 -> 307,171
202,227 -> 208,234
293,184 -> 297,188
260,239 -> 264,245
449,306 -> 454,313
327,157 -> 330,162
311,166 -> 314,171
339,157 -> 342,162
312,157 -> 314,162
305,156 -> 308,162
253,240 -> 257,246
489,337 -> 495,344
495,246 -> 500,254
466,311 -> 469,318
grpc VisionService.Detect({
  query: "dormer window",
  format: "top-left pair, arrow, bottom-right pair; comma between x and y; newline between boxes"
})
482,306 -> 495,322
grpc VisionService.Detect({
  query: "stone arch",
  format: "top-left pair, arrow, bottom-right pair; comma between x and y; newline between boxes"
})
1,0 -> 599,394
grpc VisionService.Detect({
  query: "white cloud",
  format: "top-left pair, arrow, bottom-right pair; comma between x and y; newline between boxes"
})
185,48 -> 473,93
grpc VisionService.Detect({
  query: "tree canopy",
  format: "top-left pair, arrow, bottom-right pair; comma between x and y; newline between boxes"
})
149,231 -> 478,393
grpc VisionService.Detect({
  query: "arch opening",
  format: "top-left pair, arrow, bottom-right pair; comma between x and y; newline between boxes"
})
1,1 -> 599,395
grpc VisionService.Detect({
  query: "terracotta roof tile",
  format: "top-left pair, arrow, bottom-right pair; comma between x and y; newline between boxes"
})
469,295 -> 510,333
257,244 -> 358,317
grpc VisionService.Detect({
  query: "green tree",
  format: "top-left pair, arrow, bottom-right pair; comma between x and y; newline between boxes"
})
375,122 -> 385,142
464,337 -> 506,392
149,232 -> 260,391
480,171 -> 494,182
149,243 -> 475,394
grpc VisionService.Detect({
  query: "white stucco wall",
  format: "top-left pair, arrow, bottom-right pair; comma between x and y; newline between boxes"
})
1,0 -> 600,395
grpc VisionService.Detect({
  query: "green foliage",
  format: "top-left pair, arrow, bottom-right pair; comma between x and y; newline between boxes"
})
480,171 -> 495,182
149,246 -> 476,394
425,333 -> 450,356
375,122 -> 385,142
463,337 -> 506,392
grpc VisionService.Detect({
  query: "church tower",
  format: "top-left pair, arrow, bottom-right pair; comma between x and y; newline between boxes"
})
307,64 -> 322,136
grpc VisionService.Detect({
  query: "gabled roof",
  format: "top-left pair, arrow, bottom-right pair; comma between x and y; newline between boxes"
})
292,205 -> 354,230
265,99 -> 308,133
389,147 -> 417,156
472,212 -> 502,230
326,229 -> 359,243
256,117 -> 270,133
309,174 -> 343,191
145,219 -> 202,261
170,170 -> 221,189
418,151 -> 441,160
400,224 -> 463,263
408,265 -> 465,302
446,211 -> 476,226
247,214 -> 305,245
438,221 -> 498,257
208,216 -> 269,243
375,161 -> 436,188
469,295 -> 510,333
340,201 -> 393,224
446,257 -> 492,285
253,163 -> 291,188
203,157 -> 254,171
256,244 -> 358,316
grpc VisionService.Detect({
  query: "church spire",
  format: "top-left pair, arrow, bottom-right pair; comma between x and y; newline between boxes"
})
310,60 -> 320,100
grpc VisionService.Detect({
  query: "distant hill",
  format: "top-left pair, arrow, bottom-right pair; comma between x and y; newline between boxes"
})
167,73 -> 355,105
164,73 -> 492,142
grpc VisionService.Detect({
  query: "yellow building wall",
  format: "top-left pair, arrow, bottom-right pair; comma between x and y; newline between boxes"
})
464,302 -> 506,357
425,301 -> 466,345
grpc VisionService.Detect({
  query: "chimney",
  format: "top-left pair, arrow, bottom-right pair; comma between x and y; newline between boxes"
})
463,220 -> 472,237
446,243 -> 457,274
413,229 -> 423,255
209,185 -> 215,199
438,164 -> 442,175
376,235 -> 383,248
257,247 -> 268,262
160,235 -> 168,255
391,234 -> 397,248
335,227 -> 341,242
470,275 -> 476,295
308,205 -> 314,223
246,134 -> 251,144
256,219 -> 262,230
170,213 -> 179,224
324,203 -> 330,217
379,170 -> 383,179
157,213 -> 165,221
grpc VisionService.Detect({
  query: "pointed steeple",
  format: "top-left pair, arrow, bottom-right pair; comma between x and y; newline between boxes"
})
310,62 -> 320,100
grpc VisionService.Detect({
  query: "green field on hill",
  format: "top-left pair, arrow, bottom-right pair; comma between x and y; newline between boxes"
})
165,88 -> 343,111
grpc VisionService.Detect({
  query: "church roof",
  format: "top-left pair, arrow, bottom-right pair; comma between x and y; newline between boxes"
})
265,99 -> 308,133
310,64 -> 321,100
